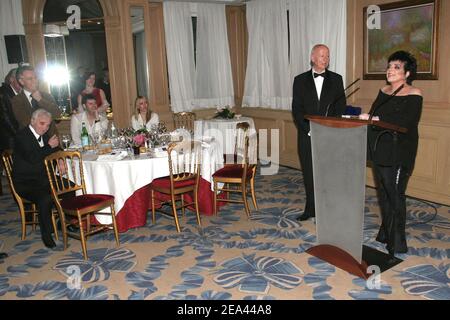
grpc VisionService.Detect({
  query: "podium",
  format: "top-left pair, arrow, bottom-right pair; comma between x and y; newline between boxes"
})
304,115 -> 406,279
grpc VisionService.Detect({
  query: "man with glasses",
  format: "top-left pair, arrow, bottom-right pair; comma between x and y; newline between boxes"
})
12,65 -> 61,137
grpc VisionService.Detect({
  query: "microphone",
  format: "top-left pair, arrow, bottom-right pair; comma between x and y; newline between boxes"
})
325,78 -> 360,117
368,84 -> 404,122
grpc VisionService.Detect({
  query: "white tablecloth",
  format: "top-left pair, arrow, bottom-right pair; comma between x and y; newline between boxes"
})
79,140 -> 222,224
194,116 -> 257,164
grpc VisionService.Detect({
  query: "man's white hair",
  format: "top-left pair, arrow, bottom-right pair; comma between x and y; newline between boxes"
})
31,108 -> 52,121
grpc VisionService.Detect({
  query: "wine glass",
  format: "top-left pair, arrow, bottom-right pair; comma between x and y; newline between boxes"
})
61,134 -> 71,150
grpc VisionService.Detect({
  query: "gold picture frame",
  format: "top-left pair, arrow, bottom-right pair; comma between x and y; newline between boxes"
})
363,0 -> 439,80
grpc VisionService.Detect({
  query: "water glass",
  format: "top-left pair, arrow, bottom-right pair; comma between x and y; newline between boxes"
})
61,134 -> 71,150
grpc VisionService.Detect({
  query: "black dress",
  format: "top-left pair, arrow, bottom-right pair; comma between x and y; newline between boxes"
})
368,91 -> 423,254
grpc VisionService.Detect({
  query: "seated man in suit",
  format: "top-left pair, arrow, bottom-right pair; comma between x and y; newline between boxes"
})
12,108 -> 62,248
12,65 -> 61,138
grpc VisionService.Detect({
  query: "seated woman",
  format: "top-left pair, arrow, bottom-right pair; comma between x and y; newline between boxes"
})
71,94 -> 109,146
131,96 -> 159,131
76,71 -> 110,114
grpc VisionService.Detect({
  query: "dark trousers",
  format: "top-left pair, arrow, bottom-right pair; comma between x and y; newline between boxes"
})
298,133 -> 315,215
373,165 -> 410,254
14,180 -> 54,238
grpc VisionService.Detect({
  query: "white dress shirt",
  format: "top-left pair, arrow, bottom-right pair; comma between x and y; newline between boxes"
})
70,111 -> 109,146
131,113 -> 159,131
312,69 -> 325,100
23,89 -> 34,107
10,85 -> 18,96
29,125 -> 44,147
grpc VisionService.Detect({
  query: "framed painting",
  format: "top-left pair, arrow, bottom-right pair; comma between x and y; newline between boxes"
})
363,0 -> 439,80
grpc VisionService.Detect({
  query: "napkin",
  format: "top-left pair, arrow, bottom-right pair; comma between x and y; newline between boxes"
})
96,151 -> 128,162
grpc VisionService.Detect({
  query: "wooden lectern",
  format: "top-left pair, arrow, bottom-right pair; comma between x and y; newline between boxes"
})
304,115 -> 406,279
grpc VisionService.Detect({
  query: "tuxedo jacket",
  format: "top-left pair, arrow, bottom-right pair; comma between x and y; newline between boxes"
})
12,91 -> 61,137
292,69 -> 346,136
12,126 -> 59,186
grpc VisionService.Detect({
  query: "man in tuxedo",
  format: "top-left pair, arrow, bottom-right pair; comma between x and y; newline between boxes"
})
292,44 -> 346,221
12,109 -> 61,248
12,65 -> 61,138
0,68 -> 21,151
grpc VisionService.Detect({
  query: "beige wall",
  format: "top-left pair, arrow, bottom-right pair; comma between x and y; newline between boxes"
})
21,0 -> 450,204
242,0 -> 450,205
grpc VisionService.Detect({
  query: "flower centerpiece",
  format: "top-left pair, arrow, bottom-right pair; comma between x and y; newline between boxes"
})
213,106 -> 235,119
133,128 -> 148,154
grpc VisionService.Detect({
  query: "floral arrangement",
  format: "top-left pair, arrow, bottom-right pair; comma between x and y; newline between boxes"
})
213,106 -> 235,119
133,133 -> 146,147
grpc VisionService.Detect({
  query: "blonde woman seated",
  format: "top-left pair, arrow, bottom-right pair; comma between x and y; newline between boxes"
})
131,96 -> 159,131
71,94 -> 109,146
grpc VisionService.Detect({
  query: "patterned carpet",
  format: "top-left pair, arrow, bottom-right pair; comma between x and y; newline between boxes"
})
0,165 -> 448,300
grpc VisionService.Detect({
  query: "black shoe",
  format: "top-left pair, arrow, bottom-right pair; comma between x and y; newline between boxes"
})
0,252 -> 8,259
297,211 -> 315,221
42,235 -> 56,249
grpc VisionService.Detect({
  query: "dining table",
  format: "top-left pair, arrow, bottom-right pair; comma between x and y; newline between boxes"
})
78,139 -> 224,232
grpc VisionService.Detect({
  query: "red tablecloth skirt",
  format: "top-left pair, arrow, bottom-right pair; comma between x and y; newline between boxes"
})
114,178 -> 226,232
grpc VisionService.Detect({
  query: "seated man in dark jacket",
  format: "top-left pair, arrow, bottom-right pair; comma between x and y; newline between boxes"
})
12,108 -> 61,248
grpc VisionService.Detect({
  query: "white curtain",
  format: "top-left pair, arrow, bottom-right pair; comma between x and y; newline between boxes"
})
163,1 -> 196,112
0,0 -> 24,80
289,0 -> 347,85
243,0 -> 291,110
195,4 -> 234,108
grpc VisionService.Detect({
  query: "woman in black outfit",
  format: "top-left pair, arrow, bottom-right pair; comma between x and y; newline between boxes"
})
360,51 -> 423,256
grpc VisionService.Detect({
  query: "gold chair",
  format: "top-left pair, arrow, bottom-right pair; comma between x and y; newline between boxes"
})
1,150 -> 58,240
213,122 -> 258,217
172,112 -> 196,131
44,150 -> 120,260
150,140 -> 202,232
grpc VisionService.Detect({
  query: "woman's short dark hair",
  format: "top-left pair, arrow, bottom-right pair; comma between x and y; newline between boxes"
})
387,50 -> 417,85
83,71 -> 96,82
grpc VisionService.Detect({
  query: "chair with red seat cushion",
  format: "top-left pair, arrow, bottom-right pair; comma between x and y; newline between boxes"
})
44,150 -> 119,260
213,122 -> 258,217
150,140 -> 202,232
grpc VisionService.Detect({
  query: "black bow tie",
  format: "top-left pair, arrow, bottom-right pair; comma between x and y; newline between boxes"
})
314,72 -> 325,78
37,136 -> 42,143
